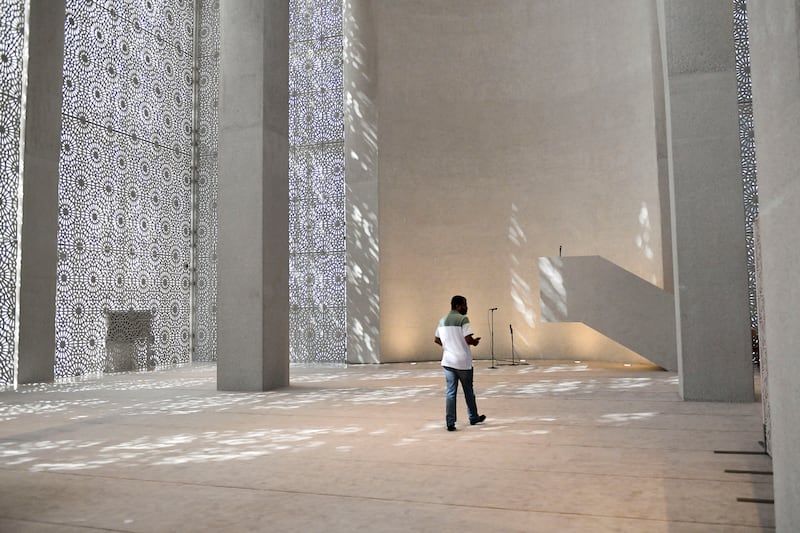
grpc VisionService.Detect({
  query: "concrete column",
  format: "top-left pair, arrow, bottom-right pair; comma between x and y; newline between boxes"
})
17,0 -> 66,384
344,0 -> 380,364
217,0 -> 289,391
657,0 -> 754,401
648,1 -> 674,294
747,0 -> 800,527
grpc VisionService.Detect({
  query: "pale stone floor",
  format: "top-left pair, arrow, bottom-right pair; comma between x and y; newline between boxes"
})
0,361 -> 773,532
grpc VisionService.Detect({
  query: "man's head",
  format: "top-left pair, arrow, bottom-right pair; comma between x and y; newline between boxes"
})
451,295 -> 468,314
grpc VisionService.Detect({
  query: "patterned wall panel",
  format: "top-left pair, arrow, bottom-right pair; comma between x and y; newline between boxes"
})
289,0 -> 346,363
733,0 -> 759,361
0,0 -> 25,385
57,0 -> 196,376
194,0 -> 219,362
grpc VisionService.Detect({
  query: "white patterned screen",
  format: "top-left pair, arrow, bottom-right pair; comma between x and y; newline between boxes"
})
57,0 -> 218,376
289,0 -> 346,363
0,0 -> 25,385
194,0 -> 219,362
733,0 -> 759,362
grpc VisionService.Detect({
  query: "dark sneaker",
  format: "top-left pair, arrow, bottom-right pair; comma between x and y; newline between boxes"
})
447,425 -> 456,431
470,414 -> 486,425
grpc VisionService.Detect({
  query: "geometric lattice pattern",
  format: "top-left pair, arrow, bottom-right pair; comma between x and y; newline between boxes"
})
289,0 -> 347,363
0,0 -> 25,385
194,0 -> 219,362
57,0 -> 197,376
733,0 -> 759,353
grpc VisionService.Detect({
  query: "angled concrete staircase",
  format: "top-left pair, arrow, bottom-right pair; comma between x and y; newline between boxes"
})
538,255 -> 677,371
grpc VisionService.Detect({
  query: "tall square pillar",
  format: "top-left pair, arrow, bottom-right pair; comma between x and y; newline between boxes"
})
17,0 -> 65,384
217,0 -> 289,391
747,0 -> 800,527
657,0 -> 754,401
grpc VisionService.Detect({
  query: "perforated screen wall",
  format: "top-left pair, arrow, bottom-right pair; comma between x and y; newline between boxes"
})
0,0 -> 25,385
56,0 -> 218,376
288,0 -> 346,363
733,0 -> 759,355
194,0 -> 219,362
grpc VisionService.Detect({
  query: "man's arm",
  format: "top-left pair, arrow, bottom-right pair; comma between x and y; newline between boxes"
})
434,336 -> 442,346
465,334 -> 481,346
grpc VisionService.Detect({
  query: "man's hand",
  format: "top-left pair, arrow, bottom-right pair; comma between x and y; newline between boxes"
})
466,335 -> 481,346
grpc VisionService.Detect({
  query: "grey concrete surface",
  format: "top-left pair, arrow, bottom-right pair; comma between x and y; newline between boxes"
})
369,1 -> 667,365
16,0 -> 65,384
747,0 -> 800,529
217,1 -> 289,391
658,0 -> 754,402
345,0 -> 381,365
538,256 -> 677,371
0,362 -> 772,532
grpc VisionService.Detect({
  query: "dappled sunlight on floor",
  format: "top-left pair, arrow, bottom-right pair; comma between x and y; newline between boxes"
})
0,425 -> 366,472
0,361 -> 772,532
0,361 -> 678,474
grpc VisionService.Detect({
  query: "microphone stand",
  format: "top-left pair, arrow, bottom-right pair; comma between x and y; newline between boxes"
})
510,324 -> 516,365
489,308 -> 497,369
505,324 -> 527,366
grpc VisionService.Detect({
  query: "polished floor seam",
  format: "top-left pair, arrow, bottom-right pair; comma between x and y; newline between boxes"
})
1,469 -> 771,529
0,462 -> 773,495
0,517 -> 127,533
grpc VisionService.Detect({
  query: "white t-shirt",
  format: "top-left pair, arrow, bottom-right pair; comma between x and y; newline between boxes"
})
436,310 -> 474,370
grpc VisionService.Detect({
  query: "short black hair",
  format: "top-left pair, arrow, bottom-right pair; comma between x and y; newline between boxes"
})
451,295 -> 466,309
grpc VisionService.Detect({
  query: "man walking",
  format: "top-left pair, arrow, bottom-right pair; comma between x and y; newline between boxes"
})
434,295 -> 486,431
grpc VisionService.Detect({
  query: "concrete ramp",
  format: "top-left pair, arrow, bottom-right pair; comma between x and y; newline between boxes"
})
539,256 -> 677,371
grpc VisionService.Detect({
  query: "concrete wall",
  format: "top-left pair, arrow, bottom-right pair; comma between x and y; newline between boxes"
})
217,1 -> 289,391
345,0 -> 381,364
539,256 -> 677,370
658,0 -> 754,402
17,1 -> 65,384
371,1 -> 666,362
747,0 -> 800,528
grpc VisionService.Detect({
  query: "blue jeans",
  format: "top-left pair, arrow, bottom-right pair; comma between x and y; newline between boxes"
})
443,366 -> 479,427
